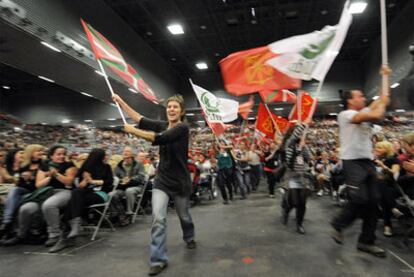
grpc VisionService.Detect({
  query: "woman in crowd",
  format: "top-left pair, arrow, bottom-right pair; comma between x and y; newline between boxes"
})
248,144 -> 262,192
232,141 -> 251,199
398,133 -> 414,199
112,93 -> 195,276
216,143 -> 234,204
0,148 -> 24,238
374,141 -> 402,237
1,145 -> 44,243
263,140 -> 282,198
49,148 -> 113,252
281,120 -> 312,235
4,146 -> 77,246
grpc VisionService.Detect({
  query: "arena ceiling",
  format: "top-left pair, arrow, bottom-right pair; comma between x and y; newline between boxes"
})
0,0 -> 412,126
105,0 -> 410,76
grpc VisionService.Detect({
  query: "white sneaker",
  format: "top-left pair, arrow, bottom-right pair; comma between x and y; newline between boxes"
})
316,190 -> 323,197
384,226 -> 393,237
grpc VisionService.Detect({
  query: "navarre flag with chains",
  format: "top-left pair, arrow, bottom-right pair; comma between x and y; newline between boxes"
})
220,46 -> 301,96
289,91 -> 317,122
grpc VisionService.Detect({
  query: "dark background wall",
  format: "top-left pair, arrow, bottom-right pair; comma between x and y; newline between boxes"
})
362,1 -> 414,109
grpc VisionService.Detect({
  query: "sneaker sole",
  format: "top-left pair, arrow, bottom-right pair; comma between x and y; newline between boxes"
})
357,247 -> 387,258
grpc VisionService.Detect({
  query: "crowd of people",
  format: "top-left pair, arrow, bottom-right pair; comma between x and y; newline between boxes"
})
0,106 -> 413,273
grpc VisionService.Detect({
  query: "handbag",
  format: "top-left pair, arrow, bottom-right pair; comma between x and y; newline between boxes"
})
19,186 -> 54,206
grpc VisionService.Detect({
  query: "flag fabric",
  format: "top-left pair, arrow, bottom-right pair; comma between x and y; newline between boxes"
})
266,1 -> 352,81
191,81 -> 240,136
289,91 -> 317,121
259,89 -> 297,104
255,103 -> 277,139
238,96 -> 254,120
219,46 -> 301,96
81,19 -> 158,103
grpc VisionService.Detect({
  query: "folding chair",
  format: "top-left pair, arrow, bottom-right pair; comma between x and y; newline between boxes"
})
87,177 -> 119,241
131,175 -> 149,224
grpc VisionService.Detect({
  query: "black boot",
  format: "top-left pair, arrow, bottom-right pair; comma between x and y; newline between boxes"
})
0,222 -> 13,239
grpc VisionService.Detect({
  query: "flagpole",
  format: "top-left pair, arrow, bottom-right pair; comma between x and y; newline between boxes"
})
97,59 -> 128,125
264,103 -> 282,137
380,0 -> 389,96
297,90 -> 302,124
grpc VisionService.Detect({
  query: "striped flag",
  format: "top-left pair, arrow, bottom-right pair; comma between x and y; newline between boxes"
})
81,19 -> 158,103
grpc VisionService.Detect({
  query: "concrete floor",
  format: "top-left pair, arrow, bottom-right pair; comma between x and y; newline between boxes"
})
1,186 -> 414,277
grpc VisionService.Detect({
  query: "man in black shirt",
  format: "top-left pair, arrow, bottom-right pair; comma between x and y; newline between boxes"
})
113,94 -> 195,276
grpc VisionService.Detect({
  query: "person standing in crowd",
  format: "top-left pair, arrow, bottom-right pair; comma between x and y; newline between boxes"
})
49,148 -> 113,252
281,120 -> 312,235
263,141 -> 282,198
232,141 -> 251,199
216,143 -> 234,204
112,146 -> 146,226
330,65 -> 391,258
113,93 -> 195,276
248,144 -> 262,192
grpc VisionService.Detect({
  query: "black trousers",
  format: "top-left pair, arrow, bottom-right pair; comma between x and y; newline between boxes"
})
331,159 -> 379,245
217,168 -> 233,201
65,188 -> 104,220
249,165 -> 261,191
282,188 -> 308,226
266,171 -> 277,195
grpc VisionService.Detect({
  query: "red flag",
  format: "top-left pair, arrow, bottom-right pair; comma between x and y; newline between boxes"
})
273,114 -> 291,134
289,91 -> 317,121
220,46 -> 301,96
259,89 -> 297,104
255,103 -> 277,139
238,96 -> 254,120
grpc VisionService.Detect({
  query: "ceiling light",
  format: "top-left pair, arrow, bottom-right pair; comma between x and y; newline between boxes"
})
2,85 -> 10,90
107,118 -> 116,121
186,113 -> 195,116
248,117 -> 256,120
38,76 -> 55,83
372,95 -> 379,100
200,25 -> 207,30
329,113 -> 338,116
61,119 -> 70,124
80,92 -> 93,97
274,108 -> 284,111
349,2 -> 367,14
41,41 -> 62,53
109,125 -> 116,128
167,24 -> 184,35
251,7 -> 256,17
197,120 -> 205,123
395,109 -> 405,113
128,88 -> 137,93
339,104 -> 344,107
196,62 -> 208,70
214,53 -> 220,57
84,119 -> 93,122
95,70 -> 105,76
391,83 -> 400,88
321,10 -> 328,15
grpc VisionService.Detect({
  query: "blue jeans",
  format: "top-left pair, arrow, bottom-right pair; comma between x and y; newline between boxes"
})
2,187 -> 29,224
235,170 -> 250,198
150,189 -> 195,266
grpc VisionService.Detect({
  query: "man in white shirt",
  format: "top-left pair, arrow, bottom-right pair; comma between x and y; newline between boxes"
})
330,65 -> 391,258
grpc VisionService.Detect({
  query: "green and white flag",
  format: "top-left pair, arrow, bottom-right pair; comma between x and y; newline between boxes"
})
190,80 -> 239,123
266,1 -> 352,81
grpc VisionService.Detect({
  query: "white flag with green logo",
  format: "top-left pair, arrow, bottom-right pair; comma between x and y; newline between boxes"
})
266,1 -> 352,81
190,80 -> 239,123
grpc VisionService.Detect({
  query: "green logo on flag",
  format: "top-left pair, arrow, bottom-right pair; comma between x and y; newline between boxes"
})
201,92 -> 220,113
300,30 -> 336,60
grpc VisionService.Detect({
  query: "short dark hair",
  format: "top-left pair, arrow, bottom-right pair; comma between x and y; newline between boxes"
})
166,94 -> 186,121
339,90 -> 353,109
